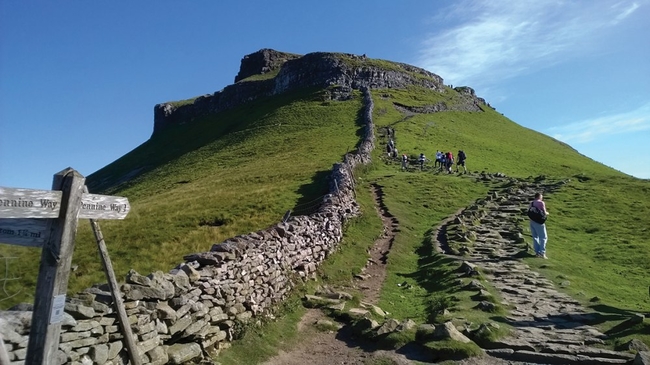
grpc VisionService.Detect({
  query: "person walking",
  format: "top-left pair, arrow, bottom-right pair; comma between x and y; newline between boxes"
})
456,150 -> 467,173
445,151 -> 454,174
401,154 -> 408,170
529,192 -> 550,258
418,153 -> 426,170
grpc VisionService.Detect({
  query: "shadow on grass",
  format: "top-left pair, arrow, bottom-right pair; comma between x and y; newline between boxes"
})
395,228 -> 464,322
325,320 -> 439,363
292,170 -> 333,216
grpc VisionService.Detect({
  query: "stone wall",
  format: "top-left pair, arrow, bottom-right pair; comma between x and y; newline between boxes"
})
0,89 -> 376,365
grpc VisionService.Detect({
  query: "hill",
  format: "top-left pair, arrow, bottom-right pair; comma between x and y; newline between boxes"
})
1,49 -> 648,364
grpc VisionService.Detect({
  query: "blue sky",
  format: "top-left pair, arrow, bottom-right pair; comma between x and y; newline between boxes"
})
2,1 -> 649,190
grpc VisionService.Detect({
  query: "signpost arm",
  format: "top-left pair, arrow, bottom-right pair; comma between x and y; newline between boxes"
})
26,168 -> 85,365
84,186 -> 142,365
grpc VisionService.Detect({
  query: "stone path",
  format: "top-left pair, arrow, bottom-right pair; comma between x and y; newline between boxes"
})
442,179 -> 636,364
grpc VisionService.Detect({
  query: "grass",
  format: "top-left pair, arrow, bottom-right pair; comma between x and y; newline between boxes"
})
215,294 -> 307,365
0,87 -> 364,308
222,69 -> 650,360
167,97 -> 198,107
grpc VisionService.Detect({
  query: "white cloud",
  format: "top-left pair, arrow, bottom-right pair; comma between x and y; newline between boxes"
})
548,103 -> 650,144
612,2 -> 640,24
417,0 -> 644,87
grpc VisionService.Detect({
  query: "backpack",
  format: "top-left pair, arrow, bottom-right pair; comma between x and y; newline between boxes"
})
527,202 -> 547,224
459,151 -> 466,160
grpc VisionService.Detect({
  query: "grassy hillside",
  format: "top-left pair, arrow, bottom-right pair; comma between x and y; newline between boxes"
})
366,85 -> 650,349
1,57 -> 647,356
0,88 -> 364,308
218,85 -> 650,363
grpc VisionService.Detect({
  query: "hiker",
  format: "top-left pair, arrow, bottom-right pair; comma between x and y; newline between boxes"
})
435,150 -> 443,168
445,151 -> 454,173
456,150 -> 467,173
439,153 -> 446,172
529,192 -> 550,259
418,153 -> 426,170
401,154 -> 408,170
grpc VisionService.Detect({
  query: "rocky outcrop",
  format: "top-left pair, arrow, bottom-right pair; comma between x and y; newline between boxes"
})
233,48 -> 300,83
1,91 -> 376,365
152,49 -> 451,136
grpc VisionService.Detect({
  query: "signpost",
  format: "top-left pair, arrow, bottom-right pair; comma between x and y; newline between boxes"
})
0,187 -> 130,247
0,168 -> 133,365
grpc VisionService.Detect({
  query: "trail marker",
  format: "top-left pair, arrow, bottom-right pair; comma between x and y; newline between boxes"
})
0,168 -> 133,365
0,187 -> 130,247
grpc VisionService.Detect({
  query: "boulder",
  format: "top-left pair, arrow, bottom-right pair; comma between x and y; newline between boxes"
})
433,321 -> 472,343
167,343 -> 202,364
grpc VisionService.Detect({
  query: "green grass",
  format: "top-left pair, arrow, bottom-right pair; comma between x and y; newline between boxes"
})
0,88 -> 364,308
215,294 -> 307,365
521,175 -> 650,345
238,68 -> 281,82
167,97 -> 198,107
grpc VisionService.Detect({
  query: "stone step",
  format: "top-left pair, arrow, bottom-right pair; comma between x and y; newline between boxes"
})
487,349 -> 632,364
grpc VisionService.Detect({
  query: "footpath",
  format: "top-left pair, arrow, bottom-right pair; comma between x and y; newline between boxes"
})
442,176 -> 644,365
261,174 -> 650,365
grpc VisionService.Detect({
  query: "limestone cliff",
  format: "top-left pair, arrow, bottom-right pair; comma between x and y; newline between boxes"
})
152,49 -> 484,136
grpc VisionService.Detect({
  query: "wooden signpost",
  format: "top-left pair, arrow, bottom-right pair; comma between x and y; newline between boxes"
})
0,168 -> 135,365
0,186 -> 129,247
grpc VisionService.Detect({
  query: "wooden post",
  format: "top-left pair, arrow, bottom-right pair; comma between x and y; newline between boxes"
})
85,186 -> 142,365
26,168 -> 85,365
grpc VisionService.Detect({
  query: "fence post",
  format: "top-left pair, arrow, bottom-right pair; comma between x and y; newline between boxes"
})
282,210 -> 291,223
26,168 -> 85,365
346,163 -> 357,199
334,179 -> 342,204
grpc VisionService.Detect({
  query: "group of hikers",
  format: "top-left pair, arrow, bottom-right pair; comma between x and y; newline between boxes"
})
384,126 -> 468,174
395,149 -> 468,174
386,132 -> 551,259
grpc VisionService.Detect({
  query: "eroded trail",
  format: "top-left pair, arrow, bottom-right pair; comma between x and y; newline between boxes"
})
261,184 -> 408,365
354,183 -> 399,303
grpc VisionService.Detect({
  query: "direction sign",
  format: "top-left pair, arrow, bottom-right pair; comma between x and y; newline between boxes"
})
0,187 -> 62,219
0,218 -> 49,247
79,193 -> 130,220
0,187 -> 130,220
0,187 -> 130,247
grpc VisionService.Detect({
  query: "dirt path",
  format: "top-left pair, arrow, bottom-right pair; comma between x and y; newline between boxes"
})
354,183 -> 399,304
261,184 -> 411,365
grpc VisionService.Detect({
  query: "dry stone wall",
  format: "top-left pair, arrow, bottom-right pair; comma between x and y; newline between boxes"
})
0,89 -> 376,365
